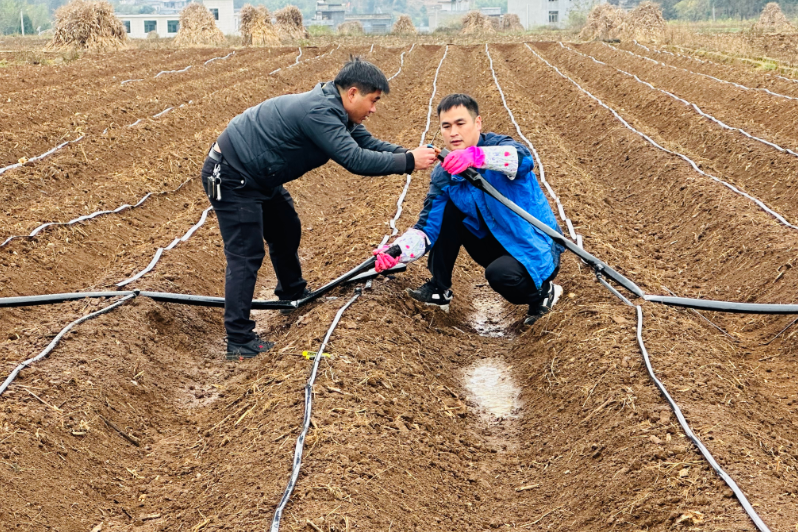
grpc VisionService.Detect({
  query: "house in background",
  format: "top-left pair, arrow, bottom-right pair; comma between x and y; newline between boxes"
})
506,0 -> 606,29
118,0 -> 238,39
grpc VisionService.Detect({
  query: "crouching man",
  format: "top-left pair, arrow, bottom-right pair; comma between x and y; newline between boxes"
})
373,93 -> 564,325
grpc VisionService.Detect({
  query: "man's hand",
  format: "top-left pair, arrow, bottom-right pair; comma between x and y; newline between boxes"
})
409,146 -> 438,171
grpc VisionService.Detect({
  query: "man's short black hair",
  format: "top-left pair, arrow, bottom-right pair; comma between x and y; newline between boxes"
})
334,56 -> 390,95
437,93 -> 479,118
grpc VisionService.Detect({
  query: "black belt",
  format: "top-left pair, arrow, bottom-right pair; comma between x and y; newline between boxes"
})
208,144 -> 222,163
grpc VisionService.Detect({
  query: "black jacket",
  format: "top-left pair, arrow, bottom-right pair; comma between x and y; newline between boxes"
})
217,81 -> 410,190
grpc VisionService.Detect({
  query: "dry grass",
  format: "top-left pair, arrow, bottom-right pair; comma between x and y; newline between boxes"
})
275,6 -> 309,41
618,1 -> 667,44
240,4 -> 279,46
753,2 -> 795,33
391,15 -> 416,35
173,3 -> 224,47
500,14 -> 524,32
46,0 -> 126,52
337,21 -> 364,36
461,10 -> 495,34
579,3 -> 626,41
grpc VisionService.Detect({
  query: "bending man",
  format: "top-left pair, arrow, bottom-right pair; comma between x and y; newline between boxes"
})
203,57 -> 437,360
374,93 -> 564,325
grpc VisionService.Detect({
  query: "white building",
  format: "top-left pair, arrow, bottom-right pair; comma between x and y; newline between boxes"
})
119,0 -> 239,39
507,0 -> 606,29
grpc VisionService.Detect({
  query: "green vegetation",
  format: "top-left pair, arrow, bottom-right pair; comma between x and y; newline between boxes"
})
0,0 -> 50,34
658,0 -> 798,20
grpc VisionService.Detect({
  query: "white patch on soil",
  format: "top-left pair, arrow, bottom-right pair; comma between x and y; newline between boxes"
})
463,358 -> 521,420
470,285 -> 514,337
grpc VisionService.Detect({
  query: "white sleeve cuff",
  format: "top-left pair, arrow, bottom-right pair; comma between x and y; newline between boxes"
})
480,146 -> 518,179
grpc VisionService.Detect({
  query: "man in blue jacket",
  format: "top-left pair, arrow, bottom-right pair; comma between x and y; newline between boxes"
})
203,58 -> 438,359
373,93 -> 564,326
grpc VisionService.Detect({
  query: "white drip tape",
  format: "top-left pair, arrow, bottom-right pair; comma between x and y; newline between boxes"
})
387,43 -> 415,82
0,293 -> 138,397
204,51 -> 235,65
526,43 -> 798,232
153,107 -> 174,118
563,43 -> 798,159
116,206 -> 212,287
607,43 -> 798,102
369,43 -> 374,53
485,44 -> 578,241
154,65 -> 191,78
634,305 -> 771,532
292,46 -> 302,66
128,118 -> 142,127
0,136 -> 85,176
120,78 -> 143,85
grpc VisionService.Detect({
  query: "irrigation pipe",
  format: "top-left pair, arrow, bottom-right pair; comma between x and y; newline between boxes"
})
155,65 -> 191,78
270,289 -> 363,532
0,293 -> 137,397
525,43 -> 798,232
608,43 -> 798,102
387,43 -> 415,82
270,45 -> 449,531
204,51 -> 235,65
485,44 -> 577,240
563,43 -> 798,159
634,306 -> 770,532
0,176 -> 193,249
0,136 -> 85,176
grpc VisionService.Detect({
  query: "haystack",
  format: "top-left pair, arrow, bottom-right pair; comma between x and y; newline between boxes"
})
617,1 -> 667,43
392,14 -> 416,34
579,3 -> 626,41
500,13 -> 524,32
275,6 -> 309,41
240,4 -> 279,46
754,2 -> 795,33
173,3 -> 225,47
47,0 -> 126,51
338,21 -> 364,35
461,10 -> 495,34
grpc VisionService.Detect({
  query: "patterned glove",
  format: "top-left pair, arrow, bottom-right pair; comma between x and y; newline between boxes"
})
442,146 -> 485,175
372,228 -> 430,272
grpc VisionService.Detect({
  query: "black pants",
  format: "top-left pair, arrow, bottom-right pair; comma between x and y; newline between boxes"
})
202,157 -> 306,343
428,201 -> 558,307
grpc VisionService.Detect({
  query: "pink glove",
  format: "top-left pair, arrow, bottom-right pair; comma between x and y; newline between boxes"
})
442,146 -> 485,175
374,253 -> 399,273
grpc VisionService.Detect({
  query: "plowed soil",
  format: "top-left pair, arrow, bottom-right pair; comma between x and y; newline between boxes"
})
2,41 -> 798,532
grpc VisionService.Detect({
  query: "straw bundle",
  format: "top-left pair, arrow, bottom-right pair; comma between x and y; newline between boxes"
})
47,0 -> 127,51
275,5 -> 309,41
173,3 -> 225,46
579,3 -> 626,41
338,21 -> 364,35
618,1 -> 667,43
461,10 -> 495,34
500,13 -> 524,32
240,4 -> 279,46
754,3 -> 795,33
392,14 -> 416,34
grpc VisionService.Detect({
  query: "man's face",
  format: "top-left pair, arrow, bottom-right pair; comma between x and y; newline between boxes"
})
439,105 -> 482,151
342,87 -> 382,124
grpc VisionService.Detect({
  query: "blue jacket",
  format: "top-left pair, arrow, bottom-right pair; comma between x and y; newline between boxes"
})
413,132 -> 564,289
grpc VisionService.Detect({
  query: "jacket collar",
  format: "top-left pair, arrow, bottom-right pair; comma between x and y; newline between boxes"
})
320,81 -> 354,128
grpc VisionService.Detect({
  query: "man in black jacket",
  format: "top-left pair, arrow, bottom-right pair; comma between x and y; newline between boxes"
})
202,57 -> 437,360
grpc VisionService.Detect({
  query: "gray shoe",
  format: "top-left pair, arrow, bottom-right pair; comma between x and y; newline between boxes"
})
524,283 -> 562,326
407,281 -> 453,313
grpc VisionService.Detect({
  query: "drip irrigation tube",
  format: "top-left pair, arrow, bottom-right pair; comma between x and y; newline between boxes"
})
155,65 -> 191,78
0,136 -> 85,177
634,306 -> 770,532
387,43 -> 415,81
270,289 -> 362,531
204,51 -> 235,65
0,293 -> 137,397
562,43 -> 798,160
525,43 -> 798,232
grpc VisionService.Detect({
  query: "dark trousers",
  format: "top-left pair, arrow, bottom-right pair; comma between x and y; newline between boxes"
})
202,157 -> 306,343
429,201 -> 558,307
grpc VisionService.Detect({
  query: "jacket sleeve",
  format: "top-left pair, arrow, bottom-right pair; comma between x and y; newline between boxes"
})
300,107 -> 407,176
412,167 -> 450,248
350,124 -> 407,153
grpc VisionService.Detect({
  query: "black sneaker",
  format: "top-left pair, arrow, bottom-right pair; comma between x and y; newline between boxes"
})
280,287 -> 312,315
524,283 -> 563,326
226,336 -> 275,360
406,281 -> 453,313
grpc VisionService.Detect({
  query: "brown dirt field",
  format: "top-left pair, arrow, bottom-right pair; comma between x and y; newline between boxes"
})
1,41 -> 798,532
